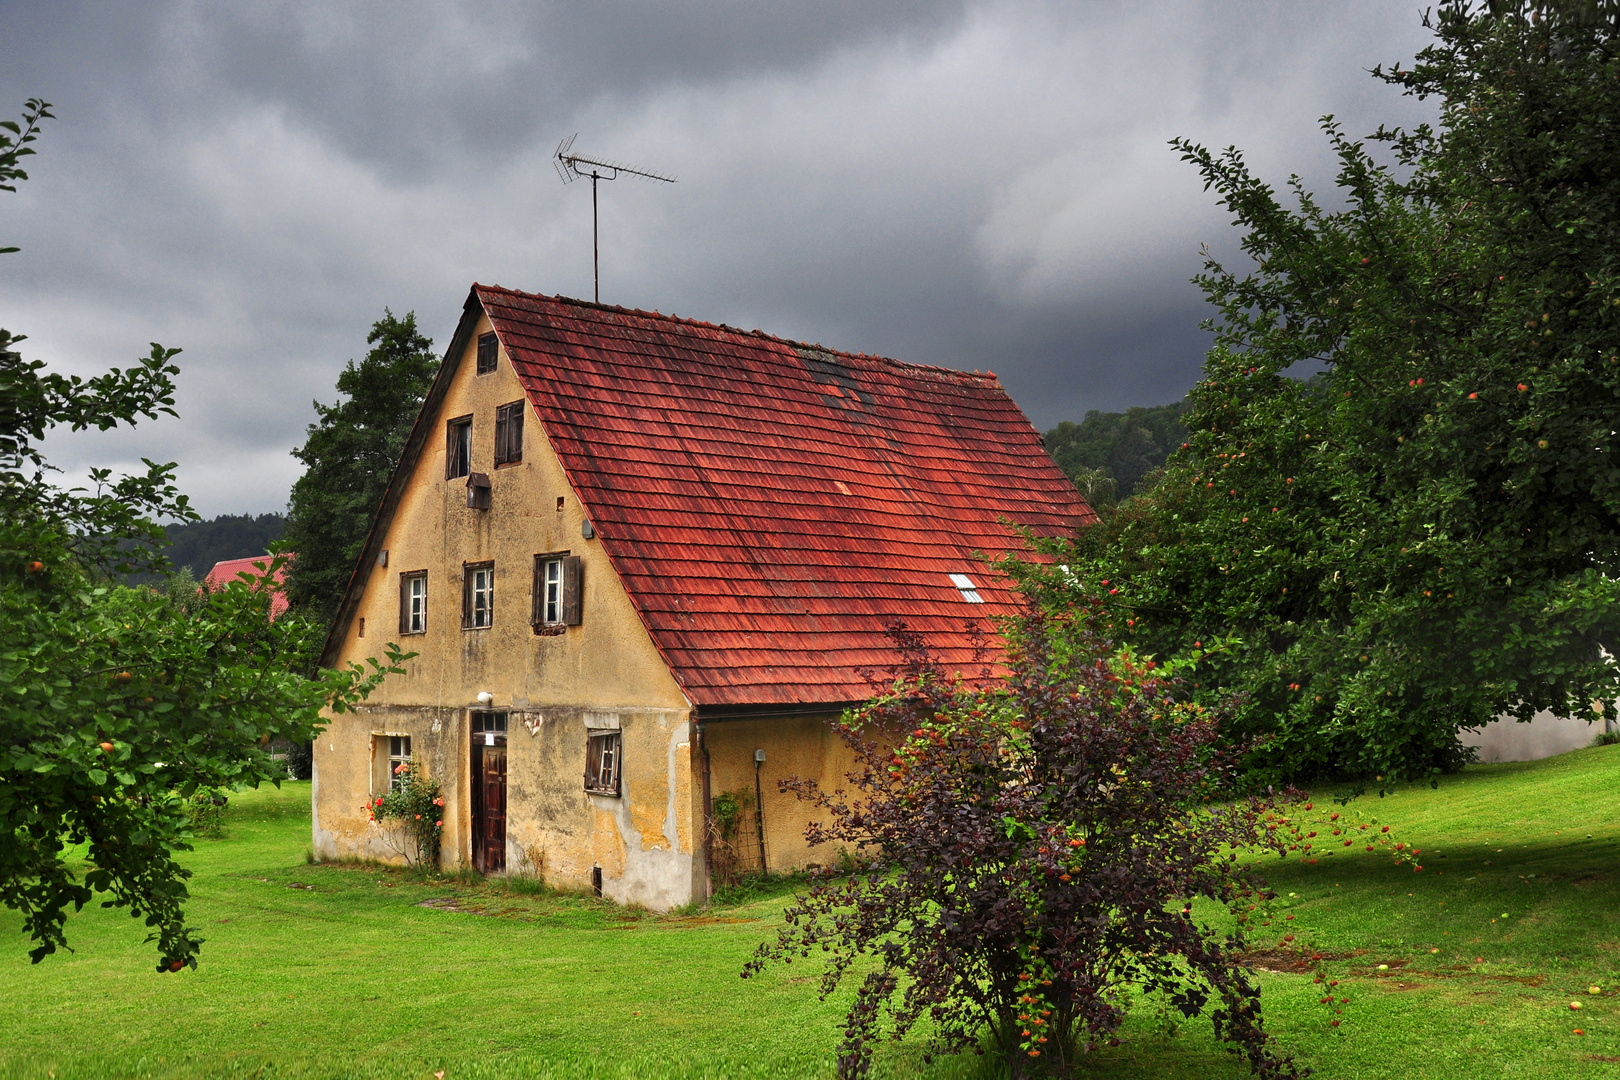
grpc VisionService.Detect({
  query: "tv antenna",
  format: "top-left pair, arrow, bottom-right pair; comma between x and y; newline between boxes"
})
554,134 -> 676,304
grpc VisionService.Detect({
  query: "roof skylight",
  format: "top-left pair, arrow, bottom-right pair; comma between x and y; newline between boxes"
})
948,573 -> 984,603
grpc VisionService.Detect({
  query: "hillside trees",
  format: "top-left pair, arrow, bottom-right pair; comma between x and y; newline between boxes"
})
282,312 -> 438,624
0,99 -> 403,969
1022,1 -> 1620,785
1044,401 -> 1188,504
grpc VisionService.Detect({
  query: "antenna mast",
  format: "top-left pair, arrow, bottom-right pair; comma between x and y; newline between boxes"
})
553,134 -> 676,304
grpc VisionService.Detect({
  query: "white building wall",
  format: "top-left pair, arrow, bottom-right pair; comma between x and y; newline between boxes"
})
1460,709 -> 1606,763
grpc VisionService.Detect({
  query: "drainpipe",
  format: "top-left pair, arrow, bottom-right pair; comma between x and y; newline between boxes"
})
753,748 -> 768,875
697,716 -> 714,902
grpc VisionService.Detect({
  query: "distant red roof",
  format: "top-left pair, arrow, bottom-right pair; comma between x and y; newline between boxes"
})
205,556 -> 290,619
476,286 -> 1093,708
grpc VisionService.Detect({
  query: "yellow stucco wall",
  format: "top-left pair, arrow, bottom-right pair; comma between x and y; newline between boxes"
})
701,714 -> 871,874
313,308 -> 703,909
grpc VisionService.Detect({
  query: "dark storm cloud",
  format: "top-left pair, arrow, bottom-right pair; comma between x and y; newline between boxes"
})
0,1 -> 1436,515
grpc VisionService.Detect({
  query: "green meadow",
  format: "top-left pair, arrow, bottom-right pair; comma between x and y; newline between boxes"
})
4,745 -> 1620,1079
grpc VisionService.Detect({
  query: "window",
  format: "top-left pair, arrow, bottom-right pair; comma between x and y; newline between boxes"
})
399,572 -> 427,634
585,730 -> 621,796
446,416 -> 472,480
539,556 -> 562,625
358,618 -> 365,639
372,734 -> 411,793
476,331 -> 498,375
532,553 -> 583,630
463,562 -> 494,629
472,711 -> 507,745
494,401 -> 524,466
949,573 -> 984,603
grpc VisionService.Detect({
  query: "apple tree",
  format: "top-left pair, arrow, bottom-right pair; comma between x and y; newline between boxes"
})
1016,2 -> 1620,785
0,99 -> 404,970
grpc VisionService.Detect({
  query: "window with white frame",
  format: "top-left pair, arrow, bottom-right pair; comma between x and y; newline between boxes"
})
399,571 -> 427,634
532,552 -> 582,630
540,556 -> 562,624
463,562 -> 493,629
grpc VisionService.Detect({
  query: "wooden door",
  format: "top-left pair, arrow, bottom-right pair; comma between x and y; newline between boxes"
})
473,744 -> 507,874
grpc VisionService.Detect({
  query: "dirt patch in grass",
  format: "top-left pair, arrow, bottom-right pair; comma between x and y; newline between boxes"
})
417,897 -> 533,919
1237,947 -> 1362,973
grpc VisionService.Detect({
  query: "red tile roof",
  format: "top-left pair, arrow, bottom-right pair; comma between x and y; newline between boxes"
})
205,556 -> 290,620
478,286 -> 1094,709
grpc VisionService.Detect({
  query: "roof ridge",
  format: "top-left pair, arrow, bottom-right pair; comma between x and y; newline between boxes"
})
472,283 -> 1001,384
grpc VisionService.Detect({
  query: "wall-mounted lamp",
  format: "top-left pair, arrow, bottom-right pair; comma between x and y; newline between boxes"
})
476,691 -> 494,705
581,519 -> 596,540
754,748 -> 766,766
377,549 -> 388,567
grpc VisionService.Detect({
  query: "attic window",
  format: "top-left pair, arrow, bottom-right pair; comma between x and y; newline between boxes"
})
494,401 -> 524,466
948,573 -> 984,604
476,332 -> 498,375
446,416 -> 472,480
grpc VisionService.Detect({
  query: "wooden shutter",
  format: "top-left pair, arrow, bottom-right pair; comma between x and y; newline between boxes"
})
399,573 -> 410,635
461,565 -> 473,629
583,732 -> 600,791
495,402 -> 523,466
562,555 -> 583,625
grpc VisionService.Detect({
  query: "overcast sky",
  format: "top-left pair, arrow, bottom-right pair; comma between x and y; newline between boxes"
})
2,1 -> 1437,518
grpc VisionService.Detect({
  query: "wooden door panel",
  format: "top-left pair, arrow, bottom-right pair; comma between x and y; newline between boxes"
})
476,745 -> 507,874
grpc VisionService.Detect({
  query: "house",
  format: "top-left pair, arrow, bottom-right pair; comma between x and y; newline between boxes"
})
205,555 -> 291,619
312,285 -> 1093,910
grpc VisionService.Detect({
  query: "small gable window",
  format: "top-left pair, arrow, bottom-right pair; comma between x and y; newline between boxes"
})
446,416 -> 472,480
476,332 -> 498,375
494,401 -> 524,466
463,562 -> 494,629
949,573 -> 984,603
585,730 -> 621,796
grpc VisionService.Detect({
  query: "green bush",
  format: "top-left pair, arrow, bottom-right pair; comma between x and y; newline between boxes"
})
183,787 -> 229,838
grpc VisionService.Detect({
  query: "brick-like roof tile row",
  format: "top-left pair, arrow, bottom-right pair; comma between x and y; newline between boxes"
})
478,285 -> 1093,708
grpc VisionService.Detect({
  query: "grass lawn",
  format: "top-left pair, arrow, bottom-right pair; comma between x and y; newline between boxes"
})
4,747 -> 1620,1079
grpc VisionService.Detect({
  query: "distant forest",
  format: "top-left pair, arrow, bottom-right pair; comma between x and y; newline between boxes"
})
1044,400 -> 1188,505
129,513 -> 286,583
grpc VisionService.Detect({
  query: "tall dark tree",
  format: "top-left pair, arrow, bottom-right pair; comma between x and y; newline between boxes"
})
283,312 -> 438,622
1020,1 -> 1620,785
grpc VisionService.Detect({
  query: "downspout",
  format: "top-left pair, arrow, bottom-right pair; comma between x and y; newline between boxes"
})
697,715 -> 715,904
